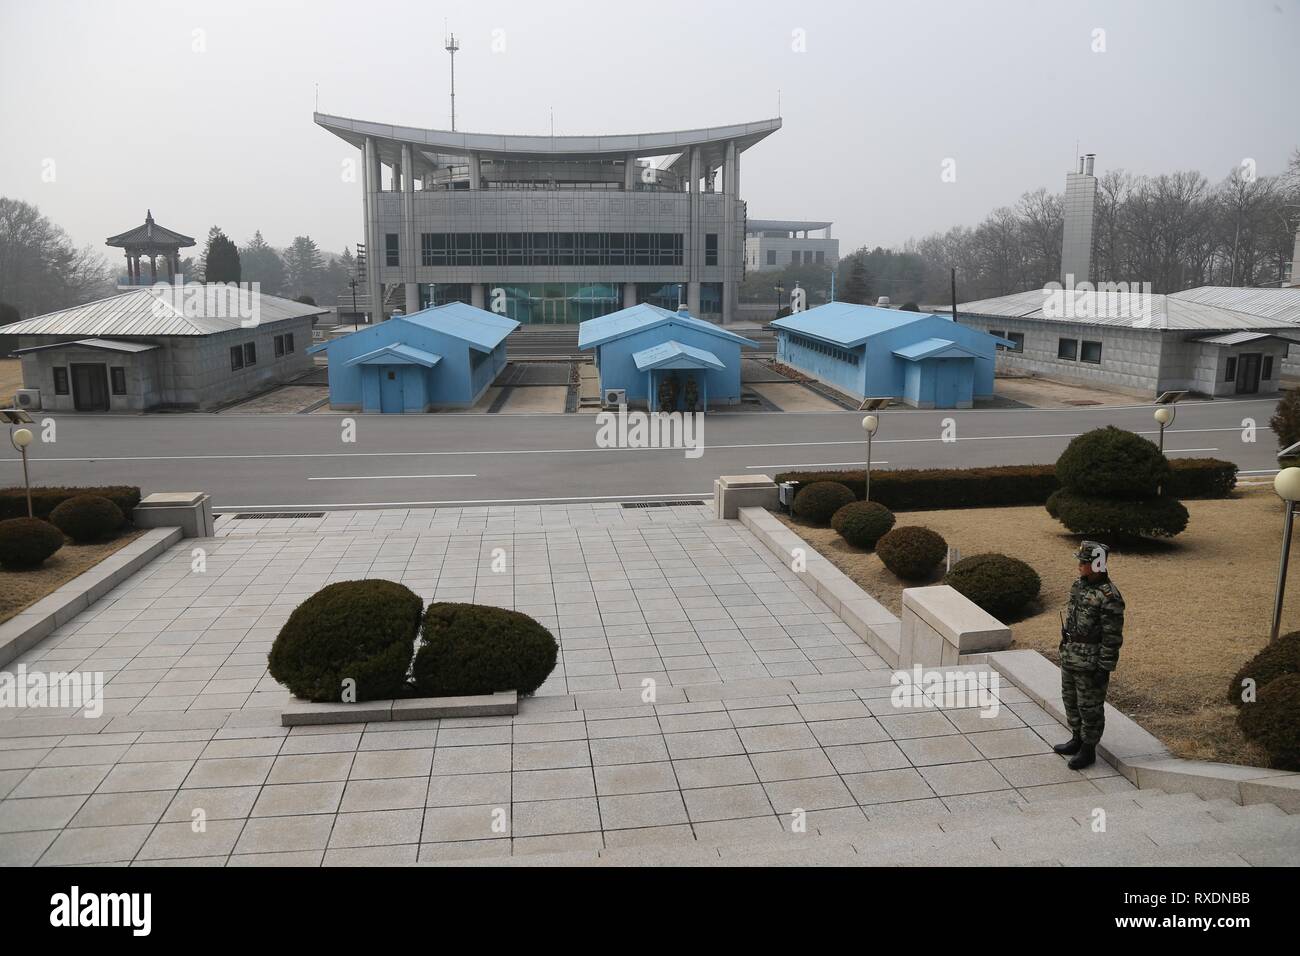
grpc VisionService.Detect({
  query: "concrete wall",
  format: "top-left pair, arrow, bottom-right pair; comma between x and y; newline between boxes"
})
16,316 -> 313,411
745,236 -> 839,271
595,320 -> 745,405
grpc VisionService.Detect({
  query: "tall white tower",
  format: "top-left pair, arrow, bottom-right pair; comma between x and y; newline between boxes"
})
1061,153 -> 1098,285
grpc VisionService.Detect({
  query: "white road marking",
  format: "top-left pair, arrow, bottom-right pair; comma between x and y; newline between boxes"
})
215,491 -> 716,510
307,474 -> 476,481
746,461 -> 888,469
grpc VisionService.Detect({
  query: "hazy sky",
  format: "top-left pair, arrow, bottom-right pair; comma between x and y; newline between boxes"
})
2,0 -> 1297,262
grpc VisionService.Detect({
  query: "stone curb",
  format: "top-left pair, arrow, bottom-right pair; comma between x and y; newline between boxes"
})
282,690 -> 519,726
737,506 -> 901,666
982,648 -> 1300,810
0,527 -> 184,670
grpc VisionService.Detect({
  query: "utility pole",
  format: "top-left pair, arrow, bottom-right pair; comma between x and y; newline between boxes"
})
445,31 -> 459,131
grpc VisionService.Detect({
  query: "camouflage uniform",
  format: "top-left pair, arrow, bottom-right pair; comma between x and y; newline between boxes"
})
1059,545 -> 1125,746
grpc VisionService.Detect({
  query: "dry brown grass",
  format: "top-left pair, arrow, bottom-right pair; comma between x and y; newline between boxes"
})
779,487 -> 1295,767
0,529 -> 144,624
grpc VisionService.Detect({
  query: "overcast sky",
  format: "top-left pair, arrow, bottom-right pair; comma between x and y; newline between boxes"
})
2,0 -> 1297,261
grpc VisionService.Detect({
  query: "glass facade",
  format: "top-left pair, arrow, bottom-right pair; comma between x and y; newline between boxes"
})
636,283 -> 684,311
494,283 -> 623,324
418,284 -> 475,310
420,232 -> 683,267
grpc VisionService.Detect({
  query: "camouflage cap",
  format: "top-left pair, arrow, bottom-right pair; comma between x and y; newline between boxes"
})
1074,540 -> 1109,563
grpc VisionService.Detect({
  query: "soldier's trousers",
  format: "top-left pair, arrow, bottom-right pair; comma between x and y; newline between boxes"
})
1061,666 -> 1107,744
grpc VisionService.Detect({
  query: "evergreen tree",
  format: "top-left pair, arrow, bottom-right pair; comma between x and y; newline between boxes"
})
842,256 -> 871,304
200,226 -> 241,283
283,235 -> 324,300
239,230 -> 286,296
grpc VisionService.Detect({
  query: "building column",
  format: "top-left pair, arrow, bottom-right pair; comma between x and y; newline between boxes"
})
363,136 -> 383,321
623,282 -> 637,308
471,284 -> 485,309
468,151 -> 481,189
688,147 -> 702,310
149,255 -> 157,281
624,152 -> 636,190
401,142 -> 417,313
688,281 -> 701,317
723,140 -> 737,325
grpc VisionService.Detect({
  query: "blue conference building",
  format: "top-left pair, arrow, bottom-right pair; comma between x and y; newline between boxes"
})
579,303 -> 758,410
307,302 -> 518,412
771,303 -> 1011,408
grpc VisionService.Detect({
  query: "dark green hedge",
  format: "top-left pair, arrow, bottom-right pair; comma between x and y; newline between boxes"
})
0,486 -> 141,521
1237,673 -> 1300,771
776,458 -> 1236,511
0,517 -> 65,570
1057,426 -> 1168,497
1228,631 -> 1300,707
944,553 -> 1041,620
268,579 -> 422,702
876,526 -> 947,580
413,602 -> 558,697
831,500 -> 895,549
50,495 -> 124,543
1047,490 -> 1189,538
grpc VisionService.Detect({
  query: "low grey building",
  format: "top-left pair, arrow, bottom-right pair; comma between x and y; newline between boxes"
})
956,287 -> 1297,398
6,286 -> 325,411
745,219 -> 838,272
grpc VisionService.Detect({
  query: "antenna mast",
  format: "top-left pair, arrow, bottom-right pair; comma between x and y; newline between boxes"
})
445,30 -> 459,131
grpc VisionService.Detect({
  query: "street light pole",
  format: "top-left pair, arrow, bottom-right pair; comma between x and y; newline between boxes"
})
9,426 -> 33,518
1154,405 -> 1175,453
862,415 -> 879,502
1271,468 -> 1300,642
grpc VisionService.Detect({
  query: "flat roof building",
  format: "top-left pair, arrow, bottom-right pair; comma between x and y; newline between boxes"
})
314,112 -> 781,327
745,219 -> 837,272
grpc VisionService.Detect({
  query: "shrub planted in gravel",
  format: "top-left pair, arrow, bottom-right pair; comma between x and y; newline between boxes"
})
49,494 -> 124,543
1047,490 -> 1189,538
876,526 -> 947,580
0,517 -> 65,570
830,500 -> 895,550
792,481 -> 855,525
413,602 -> 558,697
1227,631 -> 1300,707
943,553 -> 1041,620
268,579 -> 422,702
1237,673 -> 1300,771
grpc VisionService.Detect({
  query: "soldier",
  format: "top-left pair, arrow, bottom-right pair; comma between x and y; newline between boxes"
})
1054,540 -> 1125,770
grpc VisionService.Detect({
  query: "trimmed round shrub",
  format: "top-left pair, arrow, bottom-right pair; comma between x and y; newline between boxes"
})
876,526 -> 947,580
793,481 -> 855,525
831,500 -> 895,549
1056,426 -> 1170,498
1049,491 -> 1188,538
1227,631 -> 1300,707
0,517 -> 65,570
1237,673 -> 1300,771
413,603 -> 558,697
49,494 -> 124,543
944,553 -> 1041,620
268,579 -> 422,703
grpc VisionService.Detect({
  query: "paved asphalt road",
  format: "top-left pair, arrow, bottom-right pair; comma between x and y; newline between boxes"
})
0,397 -> 1280,511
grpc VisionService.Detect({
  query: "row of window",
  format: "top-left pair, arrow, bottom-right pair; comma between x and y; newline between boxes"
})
758,249 -> 827,267
988,330 -> 1025,353
230,333 -> 294,372
785,332 -> 861,366
51,367 -> 127,396
1057,338 -> 1103,363
385,232 -> 696,268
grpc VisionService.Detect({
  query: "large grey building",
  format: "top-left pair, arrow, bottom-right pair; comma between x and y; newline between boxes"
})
745,219 -> 838,272
956,287 -> 1298,398
314,112 -> 781,325
6,287 -> 324,411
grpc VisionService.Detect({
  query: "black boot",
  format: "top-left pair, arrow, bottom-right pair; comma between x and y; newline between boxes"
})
1068,743 -> 1097,770
1053,735 -> 1082,755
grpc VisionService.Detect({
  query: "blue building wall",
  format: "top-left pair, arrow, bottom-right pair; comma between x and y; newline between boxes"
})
595,320 -> 747,406
775,310 -> 1000,408
315,315 -> 509,412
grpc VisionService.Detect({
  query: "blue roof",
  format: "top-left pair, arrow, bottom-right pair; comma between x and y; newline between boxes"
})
578,303 -> 758,350
892,338 -> 981,361
632,340 -> 726,371
344,343 -> 443,368
402,301 -> 519,352
770,302 -> 945,348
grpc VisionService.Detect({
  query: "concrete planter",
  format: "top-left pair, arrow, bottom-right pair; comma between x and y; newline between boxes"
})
281,690 -> 519,726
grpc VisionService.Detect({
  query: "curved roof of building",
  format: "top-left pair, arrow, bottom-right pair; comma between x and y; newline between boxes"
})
746,219 -> 833,232
314,112 -> 781,169
105,211 -> 195,249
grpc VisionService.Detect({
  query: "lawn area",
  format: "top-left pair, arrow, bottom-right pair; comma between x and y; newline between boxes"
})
779,485 -> 1298,768
0,529 -> 144,624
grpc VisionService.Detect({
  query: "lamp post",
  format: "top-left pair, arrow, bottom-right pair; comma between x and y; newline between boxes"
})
1153,405 -> 1175,453
1270,467 -> 1300,643
10,426 -> 33,518
862,414 -> 879,501
774,282 -> 784,316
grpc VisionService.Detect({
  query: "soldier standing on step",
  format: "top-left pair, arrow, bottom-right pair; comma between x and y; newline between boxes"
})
1054,540 -> 1125,770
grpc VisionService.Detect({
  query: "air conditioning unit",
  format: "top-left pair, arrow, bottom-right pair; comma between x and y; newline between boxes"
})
603,388 -> 626,407
14,389 -> 40,411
